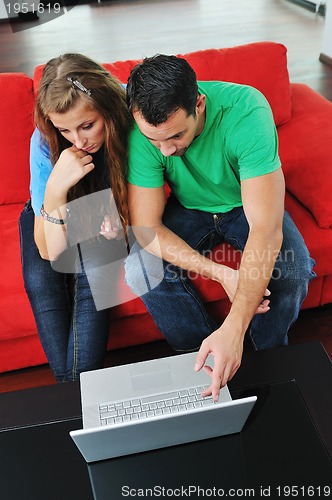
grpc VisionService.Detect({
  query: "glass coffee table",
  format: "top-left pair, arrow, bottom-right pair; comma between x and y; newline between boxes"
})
0,341 -> 331,500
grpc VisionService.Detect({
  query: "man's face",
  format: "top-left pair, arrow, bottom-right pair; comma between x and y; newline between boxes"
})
133,95 -> 206,157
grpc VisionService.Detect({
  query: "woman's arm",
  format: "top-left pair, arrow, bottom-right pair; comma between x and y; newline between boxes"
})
30,129 -> 95,260
38,146 -> 95,261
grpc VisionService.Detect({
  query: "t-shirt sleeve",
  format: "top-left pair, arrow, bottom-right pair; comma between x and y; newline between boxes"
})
226,89 -> 281,181
127,125 -> 165,188
29,128 -> 53,215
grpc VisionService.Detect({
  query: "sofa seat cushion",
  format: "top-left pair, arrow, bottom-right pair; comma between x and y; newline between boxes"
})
285,192 -> 332,276
321,275 -> 332,306
279,83 -> 332,229
0,74 -> 34,205
0,204 -> 36,341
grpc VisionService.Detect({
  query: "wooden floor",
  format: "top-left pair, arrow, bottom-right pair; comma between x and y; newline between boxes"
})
0,0 -> 331,99
0,0 -> 331,393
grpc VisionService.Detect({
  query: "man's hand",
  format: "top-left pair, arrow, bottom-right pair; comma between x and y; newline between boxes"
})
215,266 -> 271,315
194,322 -> 244,402
193,274 -> 271,403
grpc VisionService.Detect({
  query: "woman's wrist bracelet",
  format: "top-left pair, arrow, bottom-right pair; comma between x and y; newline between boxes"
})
40,204 -> 68,225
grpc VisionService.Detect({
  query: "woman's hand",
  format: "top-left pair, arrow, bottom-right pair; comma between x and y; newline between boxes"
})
47,146 -> 95,198
38,146 -> 95,261
100,215 -> 124,240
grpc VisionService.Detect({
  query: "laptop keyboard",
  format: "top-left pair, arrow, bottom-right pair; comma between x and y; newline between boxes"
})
99,385 -> 214,426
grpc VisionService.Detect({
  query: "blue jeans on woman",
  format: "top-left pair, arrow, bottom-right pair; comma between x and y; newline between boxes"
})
125,196 -> 316,351
19,200 -> 126,382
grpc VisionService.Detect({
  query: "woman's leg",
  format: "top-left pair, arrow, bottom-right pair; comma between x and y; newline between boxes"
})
64,271 -> 110,381
19,201 -> 71,382
64,237 -> 126,380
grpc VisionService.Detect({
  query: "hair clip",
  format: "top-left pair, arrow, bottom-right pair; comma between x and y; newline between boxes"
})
67,76 -> 92,96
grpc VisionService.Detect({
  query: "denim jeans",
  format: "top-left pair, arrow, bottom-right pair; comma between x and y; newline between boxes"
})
125,196 -> 316,351
19,201 -> 125,382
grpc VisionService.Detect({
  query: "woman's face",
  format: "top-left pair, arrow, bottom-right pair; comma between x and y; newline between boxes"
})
48,98 -> 105,153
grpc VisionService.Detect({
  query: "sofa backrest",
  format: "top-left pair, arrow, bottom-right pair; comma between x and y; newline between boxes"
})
178,42 -> 291,126
0,73 -> 34,204
34,41 -> 291,127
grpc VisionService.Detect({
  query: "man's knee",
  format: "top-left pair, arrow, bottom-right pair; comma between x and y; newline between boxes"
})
279,213 -> 316,284
124,244 -> 165,297
273,248 -> 316,284
271,247 -> 316,303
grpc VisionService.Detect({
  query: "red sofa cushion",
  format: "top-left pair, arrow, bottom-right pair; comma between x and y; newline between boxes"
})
279,84 -> 332,229
177,42 -> 291,127
0,74 -> 34,205
108,42 -> 291,127
321,275 -> 332,306
34,42 -> 291,127
285,192 -> 332,277
0,204 -> 37,342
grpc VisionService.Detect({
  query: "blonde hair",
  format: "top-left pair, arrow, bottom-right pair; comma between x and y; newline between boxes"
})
35,53 -> 132,230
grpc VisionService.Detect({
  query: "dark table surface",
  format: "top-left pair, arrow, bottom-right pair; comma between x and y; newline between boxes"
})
0,341 -> 331,500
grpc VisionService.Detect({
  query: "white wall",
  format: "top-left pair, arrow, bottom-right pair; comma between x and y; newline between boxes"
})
322,0 -> 332,58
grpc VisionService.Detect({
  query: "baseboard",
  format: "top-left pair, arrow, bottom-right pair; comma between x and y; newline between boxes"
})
286,0 -> 326,15
319,53 -> 332,67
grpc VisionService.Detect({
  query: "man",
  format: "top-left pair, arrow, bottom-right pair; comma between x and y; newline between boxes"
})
124,54 -> 315,401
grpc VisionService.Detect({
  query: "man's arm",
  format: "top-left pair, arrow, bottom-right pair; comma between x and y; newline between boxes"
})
129,183 -> 244,301
195,168 -> 285,400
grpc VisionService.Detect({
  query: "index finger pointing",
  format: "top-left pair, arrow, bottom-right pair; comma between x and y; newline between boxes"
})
194,342 -> 210,373
211,369 -> 223,402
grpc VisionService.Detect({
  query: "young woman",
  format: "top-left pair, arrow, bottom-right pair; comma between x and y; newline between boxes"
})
19,53 -> 132,382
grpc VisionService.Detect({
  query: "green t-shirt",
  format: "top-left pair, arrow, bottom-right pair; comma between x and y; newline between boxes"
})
127,81 -> 281,213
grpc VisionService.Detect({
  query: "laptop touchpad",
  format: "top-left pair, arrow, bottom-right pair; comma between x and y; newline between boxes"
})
130,361 -> 173,391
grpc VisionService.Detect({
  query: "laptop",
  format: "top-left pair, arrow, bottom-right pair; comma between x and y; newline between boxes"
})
70,351 -> 257,463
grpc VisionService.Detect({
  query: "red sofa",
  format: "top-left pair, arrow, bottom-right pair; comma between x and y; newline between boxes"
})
1,41 -> 332,373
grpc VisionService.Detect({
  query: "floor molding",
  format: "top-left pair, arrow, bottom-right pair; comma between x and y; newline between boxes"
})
319,53 -> 332,67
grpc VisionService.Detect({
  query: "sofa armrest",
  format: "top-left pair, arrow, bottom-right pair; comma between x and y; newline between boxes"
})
278,83 -> 332,229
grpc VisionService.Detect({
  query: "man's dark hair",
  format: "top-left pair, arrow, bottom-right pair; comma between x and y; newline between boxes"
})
126,54 -> 199,126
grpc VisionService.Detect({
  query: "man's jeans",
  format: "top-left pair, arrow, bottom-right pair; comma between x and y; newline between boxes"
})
18,201 -> 122,382
125,196 -> 316,351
